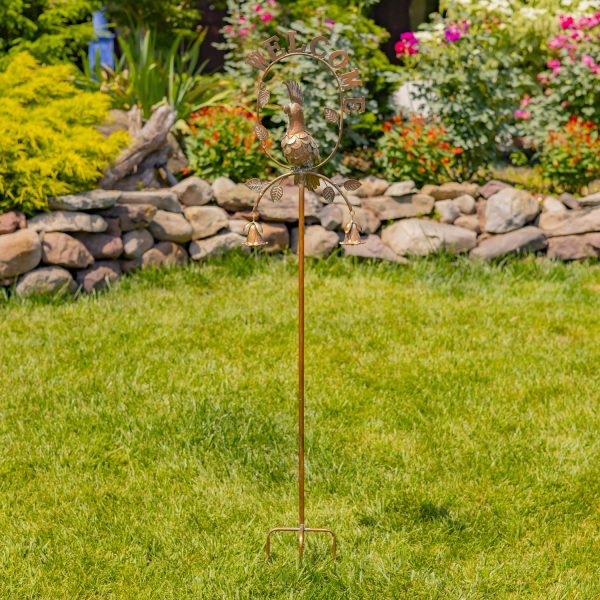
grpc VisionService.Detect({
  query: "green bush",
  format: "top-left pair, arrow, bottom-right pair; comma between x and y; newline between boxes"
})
183,106 -> 272,181
0,53 -> 128,215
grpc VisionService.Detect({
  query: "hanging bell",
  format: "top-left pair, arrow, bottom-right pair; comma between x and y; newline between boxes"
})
340,220 -> 364,246
243,221 -> 268,247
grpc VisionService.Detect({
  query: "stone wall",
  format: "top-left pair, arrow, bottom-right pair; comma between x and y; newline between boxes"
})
1,176 -> 599,297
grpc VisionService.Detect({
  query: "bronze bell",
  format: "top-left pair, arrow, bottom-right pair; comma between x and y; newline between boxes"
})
243,221 -> 268,247
340,220 -> 364,245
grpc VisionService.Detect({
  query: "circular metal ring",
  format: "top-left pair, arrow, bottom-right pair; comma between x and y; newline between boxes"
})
255,51 -> 345,171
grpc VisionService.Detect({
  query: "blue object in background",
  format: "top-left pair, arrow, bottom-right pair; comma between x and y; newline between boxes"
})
88,8 -> 115,74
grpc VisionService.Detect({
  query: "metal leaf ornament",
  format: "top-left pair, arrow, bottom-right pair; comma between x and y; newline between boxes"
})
322,186 -> 335,203
343,179 -> 361,192
258,87 -> 270,108
270,183 -> 283,202
245,178 -> 264,193
254,124 -> 269,143
323,107 -> 339,125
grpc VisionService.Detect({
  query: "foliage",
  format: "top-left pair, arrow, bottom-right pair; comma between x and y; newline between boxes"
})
398,0 -> 598,178
1,256 -> 600,597
515,11 -> 600,143
183,106 -> 272,181
374,115 -> 463,186
105,0 -> 200,43
81,30 -> 231,121
538,116 -> 600,192
0,0 -> 98,67
0,53 -> 128,215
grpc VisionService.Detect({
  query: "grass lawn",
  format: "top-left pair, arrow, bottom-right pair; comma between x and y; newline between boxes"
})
1,254 -> 599,599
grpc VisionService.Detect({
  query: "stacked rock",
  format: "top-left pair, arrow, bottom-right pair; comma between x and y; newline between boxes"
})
1,175 -> 599,297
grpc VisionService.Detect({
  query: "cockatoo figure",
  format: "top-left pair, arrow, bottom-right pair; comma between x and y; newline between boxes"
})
281,80 -> 321,191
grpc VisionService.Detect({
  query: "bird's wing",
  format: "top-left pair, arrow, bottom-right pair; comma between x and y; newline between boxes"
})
283,80 -> 304,105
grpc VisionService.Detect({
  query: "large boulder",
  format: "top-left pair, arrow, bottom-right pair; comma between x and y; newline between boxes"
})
122,229 -> 154,259
342,234 -> 407,263
171,176 -> 214,206
539,206 -> 600,237
15,266 -> 77,297
484,188 -> 540,233
318,204 -> 345,231
215,183 -> 257,212
74,232 -> 123,260
76,261 -> 122,293
189,232 -> 245,260
149,210 -> 193,243
386,180 -> 417,198
381,218 -> 477,256
99,204 -> 157,232
258,186 -> 321,222
42,232 -> 94,268
424,182 -> 478,201
546,233 -> 600,260
578,192 -> 600,208
49,190 -> 120,211
184,206 -> 229,239
0,229 -> 42,278
212,176 -> 236,199
291,225 -> 339,258
478,179 -> 510,199
470,227 -> 547,260
355,176 -> 389,198
0,210 -> 26,235
454,214 -> 481,234
542,196 -> 567,213
361,194 -> 434,220
436,200 -> 460,224
453,194 -> 477,215
141,241 -> 189,268
117,190 -> 182,213
28,211 -> 108,234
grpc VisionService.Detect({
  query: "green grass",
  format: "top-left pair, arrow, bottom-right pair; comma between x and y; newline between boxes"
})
1,254 -> 599,599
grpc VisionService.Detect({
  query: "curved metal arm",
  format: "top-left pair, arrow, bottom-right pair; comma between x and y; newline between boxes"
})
256,51 -> 345,171
250,171 -> 355,224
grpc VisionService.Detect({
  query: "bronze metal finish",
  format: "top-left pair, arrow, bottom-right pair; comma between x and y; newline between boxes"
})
243,37 -> 367,561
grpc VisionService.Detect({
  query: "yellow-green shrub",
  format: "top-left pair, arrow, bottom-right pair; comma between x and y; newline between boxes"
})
0,53 -> 128,215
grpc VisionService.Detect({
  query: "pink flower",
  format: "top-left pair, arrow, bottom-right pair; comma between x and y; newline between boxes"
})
267,0 -> 276,6
394,41 -> 406,54
548,34 -> 568,49
444,20 -> 469,43
547,59 -> 561,69
239,16 -> 246,22
260,13 -> 273,22
520,95 -> 531,108
514,109 -> 531,120
395,32 -> 419,56
559,14 -> 574,29
325,18 -> 335,27
254,3 -> 262,11
582,54 -> 595,67
239,28 -> 249,35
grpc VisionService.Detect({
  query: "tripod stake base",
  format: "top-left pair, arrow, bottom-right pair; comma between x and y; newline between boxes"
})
265,525 -> 337,561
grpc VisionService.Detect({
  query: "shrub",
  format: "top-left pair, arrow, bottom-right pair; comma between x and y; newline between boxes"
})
183,106 -> 272,181
0,53 -> 128,215
516,11 -> 600,142
538,116 -> 600,192
374,115 -> 463,186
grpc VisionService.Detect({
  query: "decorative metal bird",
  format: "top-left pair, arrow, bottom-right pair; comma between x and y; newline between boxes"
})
281,80 -> 321,191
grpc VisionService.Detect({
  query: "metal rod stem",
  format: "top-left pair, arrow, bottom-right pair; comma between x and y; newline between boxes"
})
298,180 -> 305,543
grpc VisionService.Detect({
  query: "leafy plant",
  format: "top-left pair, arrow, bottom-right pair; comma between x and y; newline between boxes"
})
515,11 -> 600,143
0,53 -> 128,215
374,114 -> 463,186
0,0 -> 98,67
82,30 -> 231,121
538,116 -> 600,192
183,106 -> 272,181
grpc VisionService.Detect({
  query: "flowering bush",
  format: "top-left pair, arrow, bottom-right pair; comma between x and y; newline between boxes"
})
538,116 -> 600,192
516,11 -> 600,141
374,115 -> 463,186
183,106 -> 271,181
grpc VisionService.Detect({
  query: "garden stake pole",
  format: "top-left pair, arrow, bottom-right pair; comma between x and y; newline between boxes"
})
241,39 -> 369,561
